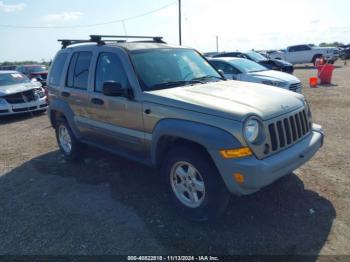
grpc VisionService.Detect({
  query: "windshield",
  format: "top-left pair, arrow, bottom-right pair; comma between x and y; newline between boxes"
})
26,66 -> 47,73
246,51 -> 268,62
228,58 -> 268,73
0,73 -> 31,86
130,48 -> 222,91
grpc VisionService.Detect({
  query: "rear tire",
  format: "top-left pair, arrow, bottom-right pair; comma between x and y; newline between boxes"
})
161,146 -> 231,221
55,118 -> 83,161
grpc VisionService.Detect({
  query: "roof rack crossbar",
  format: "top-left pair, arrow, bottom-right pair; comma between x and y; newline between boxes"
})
58,34 -> 165,48
58,37 -> 105,49
90,35 -> 165,43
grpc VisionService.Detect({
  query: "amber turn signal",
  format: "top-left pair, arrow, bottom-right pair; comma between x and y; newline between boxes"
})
233,173 -> 245,184
219,147 -> 252,159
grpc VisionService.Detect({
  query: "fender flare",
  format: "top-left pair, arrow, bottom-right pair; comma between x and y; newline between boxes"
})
48,99 -> 82,140
150,118 -> 243,165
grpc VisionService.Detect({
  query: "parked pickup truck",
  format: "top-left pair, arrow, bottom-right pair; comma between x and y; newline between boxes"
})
269,44 -> 339,65
48,35 -> 324,221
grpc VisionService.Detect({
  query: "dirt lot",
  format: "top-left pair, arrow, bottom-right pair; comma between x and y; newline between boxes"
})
0,61 -> 349,258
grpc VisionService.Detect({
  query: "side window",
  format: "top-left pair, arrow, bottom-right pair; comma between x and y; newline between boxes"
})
66,53 -> 79,87
289,46 -> 297,52
48,53 -> 68,86
66,51 -> 92,89
211,61 -> 239,75
95,52 -> 129,93
226,65 -> 240,74
300,45 -> 311,51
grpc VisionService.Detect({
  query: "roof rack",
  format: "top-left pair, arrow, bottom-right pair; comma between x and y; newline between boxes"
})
58,35 -> 165,49
90,35 -> 165,43
58,38 -> 105,49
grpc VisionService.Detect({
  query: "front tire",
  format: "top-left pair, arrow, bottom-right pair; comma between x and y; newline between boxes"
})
55,118 -> 82,161
162,146 -> 231,221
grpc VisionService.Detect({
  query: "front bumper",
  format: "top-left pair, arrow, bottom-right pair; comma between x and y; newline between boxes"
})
211,124 -> 324,195
0,97 -> 48,116
325,55 -> 338,63
282,66 -> 294,74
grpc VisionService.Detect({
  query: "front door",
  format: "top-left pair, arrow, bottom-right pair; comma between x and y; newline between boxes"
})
81,50 -> 145,157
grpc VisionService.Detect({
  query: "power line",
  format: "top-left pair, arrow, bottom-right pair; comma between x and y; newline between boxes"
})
0,1 -> 176,29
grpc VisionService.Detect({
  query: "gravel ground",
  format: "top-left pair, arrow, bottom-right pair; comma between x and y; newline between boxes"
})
0,61 -> 349,257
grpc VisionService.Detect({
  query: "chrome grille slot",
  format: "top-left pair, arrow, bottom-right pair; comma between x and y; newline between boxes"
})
289,116 -> 297,141
267,109 -> 311,153
299,112 -> 306,134
295,114 -> 302,138
283,118 -> 292,144
276,121 -> 285,147
268,124 -> 278,151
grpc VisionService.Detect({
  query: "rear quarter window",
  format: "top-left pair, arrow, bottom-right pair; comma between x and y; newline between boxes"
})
48,53 -> 68,86
66,52 -> 92,89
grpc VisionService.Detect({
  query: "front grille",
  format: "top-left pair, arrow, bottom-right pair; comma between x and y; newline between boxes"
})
3,89 -> 41,104
268,109 -> 311,153
13,106 -> 37,112
284,66 -> 294,73
289,82 -> 302,92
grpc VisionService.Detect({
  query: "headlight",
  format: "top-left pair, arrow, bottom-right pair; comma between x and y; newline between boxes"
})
262,80 -> 287,88
0,98 -> 8,105
244,118 -> 260,144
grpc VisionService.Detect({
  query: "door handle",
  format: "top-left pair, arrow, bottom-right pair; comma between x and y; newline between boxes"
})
91,98 -> 104,105
61,91 -> 70,97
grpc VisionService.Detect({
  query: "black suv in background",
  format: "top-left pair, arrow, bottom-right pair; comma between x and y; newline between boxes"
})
211,51 -> 294,74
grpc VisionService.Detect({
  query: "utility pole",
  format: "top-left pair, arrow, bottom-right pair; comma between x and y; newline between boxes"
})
179,0 -> 182,45
216,35 -> 219,52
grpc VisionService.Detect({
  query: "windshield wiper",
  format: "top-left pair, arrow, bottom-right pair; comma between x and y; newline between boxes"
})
150,80 -> 203,90
192,75 -> 223,83
248,69 -> 266,73
191,75 -> 223,82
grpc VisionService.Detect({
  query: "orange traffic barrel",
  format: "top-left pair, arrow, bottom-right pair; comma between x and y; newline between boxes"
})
317,64 -> 335,85
309,77 -> 318,87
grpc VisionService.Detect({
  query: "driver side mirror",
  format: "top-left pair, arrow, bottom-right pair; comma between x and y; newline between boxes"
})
217,69 -> 226,80
102,81 -> 133,98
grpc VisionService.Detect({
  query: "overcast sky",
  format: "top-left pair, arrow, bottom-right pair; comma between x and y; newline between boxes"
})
1,0 -> 350,62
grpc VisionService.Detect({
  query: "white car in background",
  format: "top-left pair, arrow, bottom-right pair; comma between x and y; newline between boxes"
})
209,57 -> 302,93
0,71 -> 48,116
268,44 -> 339,65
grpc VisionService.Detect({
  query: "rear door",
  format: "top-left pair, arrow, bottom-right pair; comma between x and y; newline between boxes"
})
62,51 -> 93,132
288,45 -> 311,64
81,48 -> 145,157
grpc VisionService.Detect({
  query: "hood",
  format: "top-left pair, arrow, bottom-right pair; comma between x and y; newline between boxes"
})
271,59 -> 293,66
144,80 -> 304,121
0,82 -> 41,96
30,71 -> 48,75
248,70 -> 300,83
313,46 -> 339,53
314,46 -> 337,50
